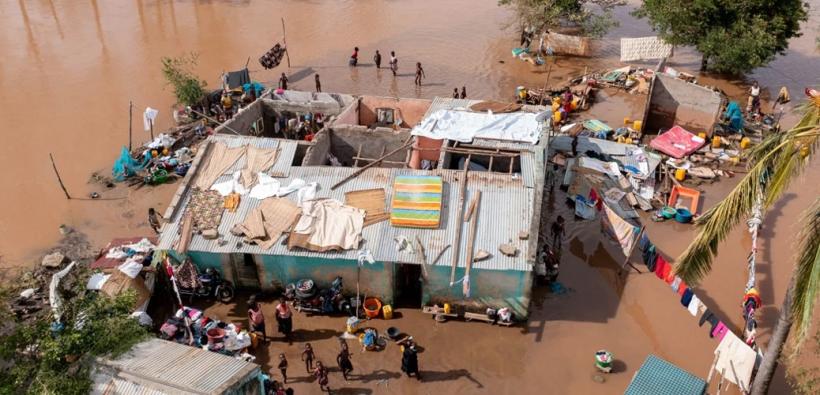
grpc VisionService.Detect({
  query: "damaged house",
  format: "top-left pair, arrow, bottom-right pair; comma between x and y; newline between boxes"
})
157,94 -> 549,318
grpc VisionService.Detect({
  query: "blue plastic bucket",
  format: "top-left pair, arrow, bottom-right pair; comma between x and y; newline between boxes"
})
675,208 -> 693,223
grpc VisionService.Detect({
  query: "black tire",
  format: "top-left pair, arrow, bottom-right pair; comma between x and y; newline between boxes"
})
218,284 -> 234,303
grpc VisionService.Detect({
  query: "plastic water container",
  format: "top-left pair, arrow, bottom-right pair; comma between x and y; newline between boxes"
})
712,136 -> 722,148
382,305 -> 393,320
553,111 -> 562,123
740,137 -> 751,149
675,168 -> 686,181
623,117 -> 631,126
633,120 -> 642,131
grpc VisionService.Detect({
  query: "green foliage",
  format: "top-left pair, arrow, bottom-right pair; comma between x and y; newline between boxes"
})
498,0 -> 621,38
161,53 -> 207,107
633,0 -> 808,74
0,286 -> 150,394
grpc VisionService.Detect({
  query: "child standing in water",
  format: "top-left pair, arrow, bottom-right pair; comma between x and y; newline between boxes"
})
414,62 -> 425,86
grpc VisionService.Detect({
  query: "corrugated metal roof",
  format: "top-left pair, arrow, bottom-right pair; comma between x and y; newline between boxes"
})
159,152 -> 536,272
94,339 -> 259,394
423,97 -> 547,119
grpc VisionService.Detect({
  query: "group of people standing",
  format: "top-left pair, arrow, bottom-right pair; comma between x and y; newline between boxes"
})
248,296 -> 421,393
350,47 -> 429,86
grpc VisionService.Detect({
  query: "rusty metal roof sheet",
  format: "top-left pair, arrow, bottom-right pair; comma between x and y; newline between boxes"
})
93,339 -> 259,394
158,141 -> 537,271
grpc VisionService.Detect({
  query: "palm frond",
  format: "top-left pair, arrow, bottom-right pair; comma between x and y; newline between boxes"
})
789,198 -> 820,353
676,97 -> 820,284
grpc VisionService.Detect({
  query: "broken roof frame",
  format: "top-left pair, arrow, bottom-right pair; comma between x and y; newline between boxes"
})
159,98 -> 548,272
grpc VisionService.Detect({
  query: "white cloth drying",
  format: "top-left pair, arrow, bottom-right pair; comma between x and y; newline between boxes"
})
248,174 -> 313,200
211,171 -> 249,196
143,107 -> 159,131
411,109 -> 542,144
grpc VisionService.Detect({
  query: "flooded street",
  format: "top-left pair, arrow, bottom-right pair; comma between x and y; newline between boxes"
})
1,0 -> 818,393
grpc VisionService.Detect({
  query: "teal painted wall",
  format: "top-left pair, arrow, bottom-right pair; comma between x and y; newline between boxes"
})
423,265 -> 532,319
179,250 -> 531,318
255,255 -> 395,305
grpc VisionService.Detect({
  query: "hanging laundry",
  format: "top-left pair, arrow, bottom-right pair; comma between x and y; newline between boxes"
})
638,232 -> 651,251
713,331 -> 757,392
654,255 -> 668,280
143,107 -> 159,131
259,43 -> 286,69
677,280 -> 688,296
699,309 -> 718,329
671,276 -> 682,293
711,321 -> 729,341
664,269 -> 676,284
687,294 -> 701,316
643,244 -> 657,270
681,288 -> 693,307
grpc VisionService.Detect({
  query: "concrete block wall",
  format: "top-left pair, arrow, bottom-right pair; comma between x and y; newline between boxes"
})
327,126 -> 411,167
646,74 -> 723,135
358,96 -> 432,128
302,129 -> 332,165
215,100 -> 263,135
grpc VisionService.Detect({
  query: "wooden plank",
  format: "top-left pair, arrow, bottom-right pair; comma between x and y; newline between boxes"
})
463,191 -> 481,298
345,188 -> 388,227
449,158 -> 470,284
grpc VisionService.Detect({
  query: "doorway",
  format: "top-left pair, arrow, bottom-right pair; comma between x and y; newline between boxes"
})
394,264 -> 422,308
229,253 -> 261,289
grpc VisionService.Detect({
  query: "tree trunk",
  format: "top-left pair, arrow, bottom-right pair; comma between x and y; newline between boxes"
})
750,275 -> 796,394
700,56 -> 708,71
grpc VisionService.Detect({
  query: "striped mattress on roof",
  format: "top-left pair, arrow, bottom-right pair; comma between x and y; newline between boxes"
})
390,175 -> 443,228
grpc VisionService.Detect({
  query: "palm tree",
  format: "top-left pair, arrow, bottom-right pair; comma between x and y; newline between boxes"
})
675,91 -> 820,395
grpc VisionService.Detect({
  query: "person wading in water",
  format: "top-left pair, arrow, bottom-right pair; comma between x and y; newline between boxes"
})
414,62 -> 425,86
389,51 -> 398,76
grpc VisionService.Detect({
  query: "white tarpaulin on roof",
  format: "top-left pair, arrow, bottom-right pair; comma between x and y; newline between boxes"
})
411,110 -> 542,144
620,36 -> 673,62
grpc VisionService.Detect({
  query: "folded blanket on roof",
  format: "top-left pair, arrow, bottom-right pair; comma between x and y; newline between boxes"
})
288,199 -> 365,252
232,197 -> 301,250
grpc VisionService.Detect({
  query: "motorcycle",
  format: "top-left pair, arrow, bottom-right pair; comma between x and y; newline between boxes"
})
178,267 -> 235,303
287,276 -> 351,315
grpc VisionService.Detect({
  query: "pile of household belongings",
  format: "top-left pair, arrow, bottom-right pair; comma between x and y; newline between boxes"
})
86,240 -> 156,324
159,306 -> 255,360
596,66 -> 653,94
259,43 -> 286,69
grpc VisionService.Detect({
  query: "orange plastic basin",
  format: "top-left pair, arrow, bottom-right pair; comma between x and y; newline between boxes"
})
668,185 -> 700,214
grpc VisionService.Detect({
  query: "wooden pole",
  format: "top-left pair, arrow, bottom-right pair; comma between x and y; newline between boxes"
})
149,118 -> 154,140
49,153 -> 71,200
449,158 -> 470,285
281,18 -> 291,68
330,141 -> 413,190
187,108 -> 242,135
620,225 -> 645,273
414,236 -> 429,282
463,191 -> 481,296
128,101 -> 133,151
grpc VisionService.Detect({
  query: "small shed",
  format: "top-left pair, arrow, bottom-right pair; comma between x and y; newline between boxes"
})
91,338 -> 262,394
624,355 -> 706,395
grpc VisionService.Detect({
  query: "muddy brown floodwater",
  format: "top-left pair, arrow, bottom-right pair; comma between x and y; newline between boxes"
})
1,0 -> 818,393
